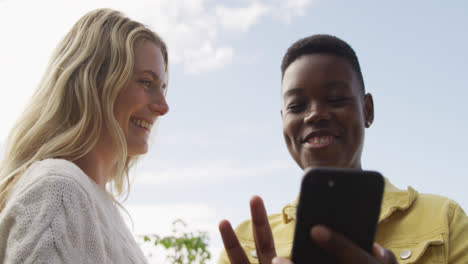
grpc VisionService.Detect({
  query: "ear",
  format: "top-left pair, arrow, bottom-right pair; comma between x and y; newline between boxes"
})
363,93 -> 374,128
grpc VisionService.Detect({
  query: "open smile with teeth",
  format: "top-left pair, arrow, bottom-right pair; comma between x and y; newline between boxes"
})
131,118 -> 151,130
304,135 -> 335,148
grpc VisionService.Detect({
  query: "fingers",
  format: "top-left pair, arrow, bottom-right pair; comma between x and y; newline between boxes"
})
310,225 -> 375,264
373,243 -> 399,264
219,196 -> 278,264
250,195 -> 277,264
311,226 -> 400,264
219,220 -> 250,264
373,243 -> 385,260
272,257 -> 294,264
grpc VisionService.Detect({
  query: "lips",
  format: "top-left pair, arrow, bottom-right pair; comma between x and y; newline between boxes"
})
305,135 -> 335,148
302,130 -> 338,149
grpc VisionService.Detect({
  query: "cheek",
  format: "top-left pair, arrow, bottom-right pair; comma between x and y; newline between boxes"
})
282,117 -> 299,147
113,87 -> 142,127
341,105 -> 365,133
113,98 -> 126,125
347,114 -> 366,146
120,86 -> 145,107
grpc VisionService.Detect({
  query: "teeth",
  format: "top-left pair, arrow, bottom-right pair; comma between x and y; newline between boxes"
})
308,136 -> 332,145
132,118 -> 151,130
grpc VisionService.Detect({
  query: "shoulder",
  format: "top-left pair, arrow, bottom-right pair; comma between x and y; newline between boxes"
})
412,192 -> 462,219
18,158 -> 94,189
0,160 -> 108,263
3,159 -> 101,218
383,188 -> 461,231
407,192 -> 466,232
10,159 -> 98,201
379,190 -> 468,263
414,193 -> 468,237
382,179 -> 459,222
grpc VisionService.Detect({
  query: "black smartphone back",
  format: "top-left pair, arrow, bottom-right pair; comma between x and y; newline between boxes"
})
291,167 -> 384,264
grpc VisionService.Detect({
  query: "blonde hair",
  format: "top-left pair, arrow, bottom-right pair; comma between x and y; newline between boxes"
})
0,8 -> 168,210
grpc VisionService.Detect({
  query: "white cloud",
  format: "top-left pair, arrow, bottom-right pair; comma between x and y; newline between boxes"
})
120,0 -> 314,73
184,43 -> 234,74
215,2 -> 270,32
130,0 -> 222,71
134,160 -> 295,185
271,0 -> 315,22
0,0 -> 315,77
284,0 -> 314,12
0,0 -> 315,140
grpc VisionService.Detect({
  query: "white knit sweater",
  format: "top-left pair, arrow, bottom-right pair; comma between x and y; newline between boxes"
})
0,159 -> 148,263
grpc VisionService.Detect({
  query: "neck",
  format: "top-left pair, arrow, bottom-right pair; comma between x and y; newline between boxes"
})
302,162 -> 362,171
73,135 -> 118,190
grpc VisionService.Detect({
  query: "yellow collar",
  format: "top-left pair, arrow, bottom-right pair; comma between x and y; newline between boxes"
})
379,178 -> 418,222
282,198 -> 298,224
281,178 -> 418,224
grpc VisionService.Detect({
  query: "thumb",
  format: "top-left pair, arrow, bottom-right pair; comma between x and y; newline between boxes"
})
373,243 -> 385,261
373,243 -> 399,264
272,257 -> 293,264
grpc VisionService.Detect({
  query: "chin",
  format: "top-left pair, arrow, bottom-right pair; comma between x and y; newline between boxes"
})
127,144 -> 148,156
304,160 -> 360,170
300,157 -> 344,169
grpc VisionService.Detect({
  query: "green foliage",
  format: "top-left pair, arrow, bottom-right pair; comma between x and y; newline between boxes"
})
143,219 -> 211,264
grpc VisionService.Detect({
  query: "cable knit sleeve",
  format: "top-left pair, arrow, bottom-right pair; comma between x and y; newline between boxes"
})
0,174 -> 106,264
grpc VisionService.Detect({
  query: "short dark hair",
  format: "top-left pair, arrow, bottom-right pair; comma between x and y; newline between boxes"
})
281,34 -> 365,93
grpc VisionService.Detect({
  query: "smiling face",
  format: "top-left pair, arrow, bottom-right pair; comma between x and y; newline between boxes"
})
281,54 -> 373,170
113,40 -> 169,156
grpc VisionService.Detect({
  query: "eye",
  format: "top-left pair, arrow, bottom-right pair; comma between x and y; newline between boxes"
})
139,79 -> 152,89
287,102 -> 306,113
327,96 -> 349,106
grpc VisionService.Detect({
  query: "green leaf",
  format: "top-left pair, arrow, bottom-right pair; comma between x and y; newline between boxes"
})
141,219 -> 212,263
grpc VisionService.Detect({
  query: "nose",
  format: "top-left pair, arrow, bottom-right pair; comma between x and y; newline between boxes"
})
303,102 -> 331,124
149,93 -> 169,116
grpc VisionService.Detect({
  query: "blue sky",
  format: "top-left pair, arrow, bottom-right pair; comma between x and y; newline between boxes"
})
1,0 -> 467,263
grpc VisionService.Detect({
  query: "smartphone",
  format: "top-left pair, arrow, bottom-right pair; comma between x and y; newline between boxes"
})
291,167 -> 384,264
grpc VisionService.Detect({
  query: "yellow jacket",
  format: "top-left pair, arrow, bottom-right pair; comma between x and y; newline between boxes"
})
218,179 -> 468,264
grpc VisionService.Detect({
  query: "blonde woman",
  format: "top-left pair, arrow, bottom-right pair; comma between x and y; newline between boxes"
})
0,9 -> 169,263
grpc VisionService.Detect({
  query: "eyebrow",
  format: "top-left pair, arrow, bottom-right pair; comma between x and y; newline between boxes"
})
323,81 -> 349,89
283,87 -> 304,98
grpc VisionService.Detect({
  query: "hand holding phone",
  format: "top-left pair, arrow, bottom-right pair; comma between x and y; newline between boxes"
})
291,168 -> 385,264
